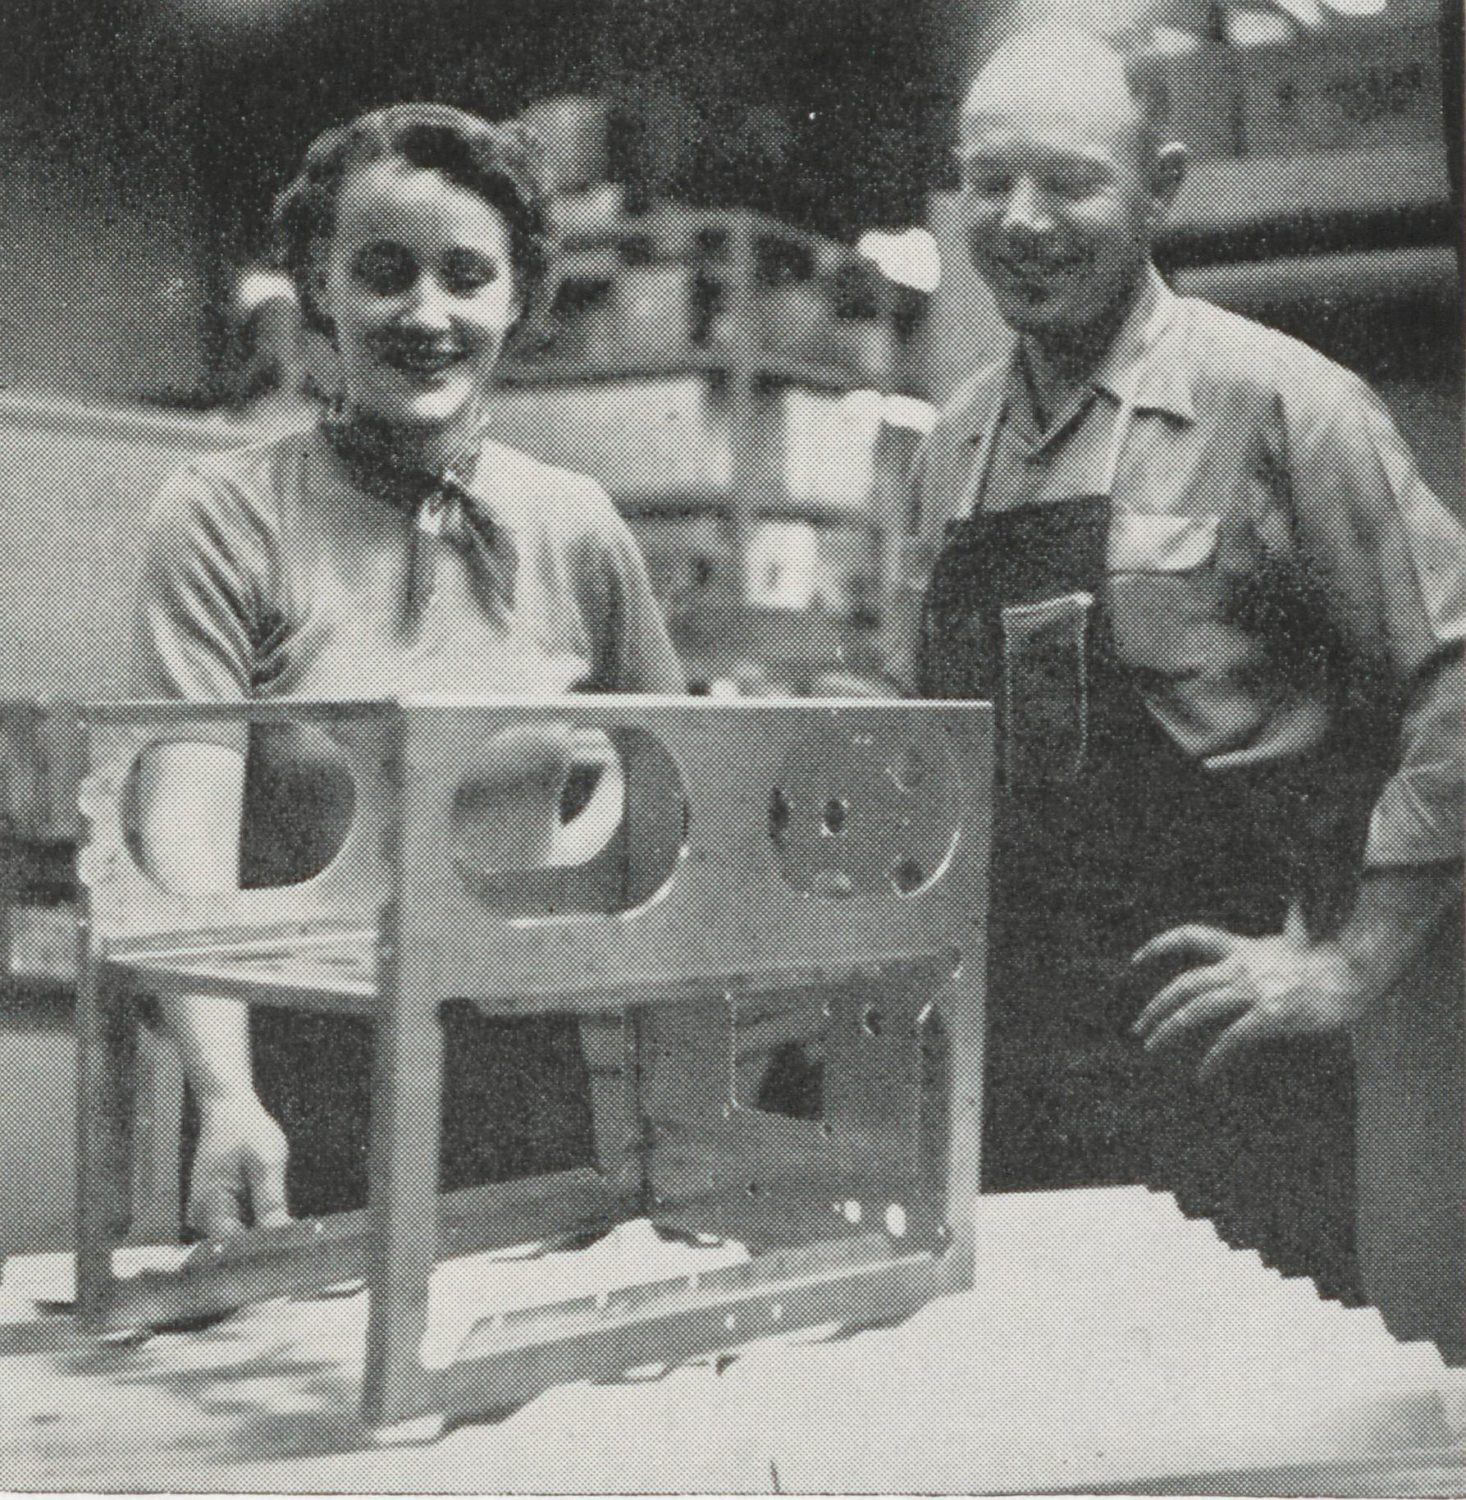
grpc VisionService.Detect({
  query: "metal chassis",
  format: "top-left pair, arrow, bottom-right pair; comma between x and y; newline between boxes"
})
74,695 -> 991,1430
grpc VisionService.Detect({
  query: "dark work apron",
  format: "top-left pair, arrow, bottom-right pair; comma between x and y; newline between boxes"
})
918,398 -> 1360,1300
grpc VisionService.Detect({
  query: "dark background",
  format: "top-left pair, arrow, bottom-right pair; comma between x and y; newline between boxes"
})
0,0 -> 952,255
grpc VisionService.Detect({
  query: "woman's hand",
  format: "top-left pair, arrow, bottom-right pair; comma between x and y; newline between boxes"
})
188,1093 -> 292,1239
1129,918 -> 1368,1081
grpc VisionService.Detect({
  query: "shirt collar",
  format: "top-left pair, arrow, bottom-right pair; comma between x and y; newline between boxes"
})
1004,347 -> 1090,456
955,265 -> 1195,445
1088,267 -> 1194,421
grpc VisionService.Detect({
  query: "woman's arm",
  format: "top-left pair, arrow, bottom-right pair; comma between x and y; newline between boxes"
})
134,742 -> 290,1237
130,462 -> 296,1236
589,495 -> 686,695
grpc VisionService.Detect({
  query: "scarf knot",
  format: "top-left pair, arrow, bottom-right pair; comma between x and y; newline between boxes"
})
322,409 -> 518,632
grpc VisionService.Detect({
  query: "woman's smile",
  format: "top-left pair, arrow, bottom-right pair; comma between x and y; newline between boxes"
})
374,334 -> 472,384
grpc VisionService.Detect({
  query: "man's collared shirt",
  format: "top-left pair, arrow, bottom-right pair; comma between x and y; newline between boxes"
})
980,270 -> 1176,514
909,268 -> 1465,873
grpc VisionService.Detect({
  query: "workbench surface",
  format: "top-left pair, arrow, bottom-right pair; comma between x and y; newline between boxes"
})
2,1187 -> 1462,1493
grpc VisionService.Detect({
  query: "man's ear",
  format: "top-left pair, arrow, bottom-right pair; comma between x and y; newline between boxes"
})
1150,141 -> 1189,220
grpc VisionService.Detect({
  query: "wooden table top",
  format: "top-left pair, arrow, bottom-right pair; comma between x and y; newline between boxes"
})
1,1186 -> 1462,1493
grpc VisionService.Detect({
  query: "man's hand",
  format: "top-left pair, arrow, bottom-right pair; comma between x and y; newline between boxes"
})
1129,917 -> 1369,1081
188,1094 -> 292,1240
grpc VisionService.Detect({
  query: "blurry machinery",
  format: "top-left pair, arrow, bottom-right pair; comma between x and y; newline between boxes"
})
0,701 -> 85,989
492,194 -> 932,690
73,695 -> 991,1431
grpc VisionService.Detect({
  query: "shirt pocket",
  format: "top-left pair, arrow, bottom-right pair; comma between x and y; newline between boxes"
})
1106,513 -> 1222,674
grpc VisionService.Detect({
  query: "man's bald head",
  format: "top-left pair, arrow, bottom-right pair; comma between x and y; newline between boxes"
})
963,28 -> 1165,164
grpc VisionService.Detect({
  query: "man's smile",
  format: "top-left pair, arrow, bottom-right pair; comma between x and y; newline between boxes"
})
993,247 -> 1088,288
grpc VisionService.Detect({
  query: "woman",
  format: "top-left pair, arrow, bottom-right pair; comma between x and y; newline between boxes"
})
132,103 -> 684,1238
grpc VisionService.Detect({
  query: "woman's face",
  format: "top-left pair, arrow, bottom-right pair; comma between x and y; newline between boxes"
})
316,156 -> 521,431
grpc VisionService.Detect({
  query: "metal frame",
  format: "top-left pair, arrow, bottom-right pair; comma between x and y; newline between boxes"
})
0,698 -> 86,988
74,695 -> 991,1430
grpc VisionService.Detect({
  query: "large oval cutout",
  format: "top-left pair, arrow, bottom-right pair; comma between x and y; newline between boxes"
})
452,724 -> 686,917
123,722 -> 357,894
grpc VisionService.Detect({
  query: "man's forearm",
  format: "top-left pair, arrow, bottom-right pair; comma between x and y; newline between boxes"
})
1326,864 -> 1462,1015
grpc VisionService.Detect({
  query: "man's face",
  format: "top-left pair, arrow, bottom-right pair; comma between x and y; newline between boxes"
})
957,82 -> 1157,342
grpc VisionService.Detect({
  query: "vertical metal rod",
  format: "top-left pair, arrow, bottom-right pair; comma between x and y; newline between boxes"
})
362,944 -> 442,1426
724,212 -> 765,602
129,1021 -> 185,1245
76,958 -> 133,1325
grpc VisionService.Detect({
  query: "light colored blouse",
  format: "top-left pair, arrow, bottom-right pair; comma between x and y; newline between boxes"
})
133,423 -> 684,884
135,423 -> 684,723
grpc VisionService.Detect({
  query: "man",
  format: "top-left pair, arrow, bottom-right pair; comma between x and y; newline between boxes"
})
912,27 -> 1464,1333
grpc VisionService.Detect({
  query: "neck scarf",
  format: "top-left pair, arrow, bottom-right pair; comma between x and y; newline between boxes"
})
322,405 -> 518,635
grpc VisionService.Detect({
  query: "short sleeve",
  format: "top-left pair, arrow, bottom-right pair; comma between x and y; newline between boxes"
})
1282,374 -> 1466,868
132,463 -> 272,750
577,487 -> 684,694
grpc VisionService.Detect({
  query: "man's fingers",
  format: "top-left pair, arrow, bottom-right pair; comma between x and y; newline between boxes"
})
1144,988 -> 1249,1054
1133,963 -> 1230,1038
1199,1007 -> 1271,1082
1131,924 -> 1235,973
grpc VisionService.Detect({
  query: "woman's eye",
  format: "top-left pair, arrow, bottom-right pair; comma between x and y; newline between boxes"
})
352,244 -> 416,295
443,251 -> 499,295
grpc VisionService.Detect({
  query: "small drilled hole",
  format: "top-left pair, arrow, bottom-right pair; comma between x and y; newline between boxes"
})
884,1203 -> 909,1238
842,1199 -> 863,1225
821,797 -> 849,836
769,787 -> 792,839
892,857 -> 925,894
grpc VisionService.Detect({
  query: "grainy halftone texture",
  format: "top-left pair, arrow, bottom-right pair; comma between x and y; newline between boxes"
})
2,11 -> 1465,1486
